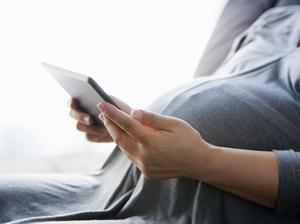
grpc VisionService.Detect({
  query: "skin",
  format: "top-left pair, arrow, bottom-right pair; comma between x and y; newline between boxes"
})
69,98 -> 279,209
69,96 -> 131,142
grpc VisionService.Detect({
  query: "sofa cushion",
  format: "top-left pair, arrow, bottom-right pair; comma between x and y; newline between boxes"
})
276,0 -> 300,6
194,0 -> 276,77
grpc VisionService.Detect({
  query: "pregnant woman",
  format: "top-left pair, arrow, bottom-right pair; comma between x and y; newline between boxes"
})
1,6 -> 300,224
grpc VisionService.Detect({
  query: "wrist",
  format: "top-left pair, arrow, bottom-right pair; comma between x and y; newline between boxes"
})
185,140 -> 218,180
197,144 -> 221,183
197,144 -> 220,182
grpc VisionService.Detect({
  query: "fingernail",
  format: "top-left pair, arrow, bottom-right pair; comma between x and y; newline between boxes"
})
97,103 -> 101,110
84,116 -> 91,124
69,110 -> 74,117
99,113 -> 104,122
99,114 -> 107,126
97,102 -> 107,111
131,109 -> 143,120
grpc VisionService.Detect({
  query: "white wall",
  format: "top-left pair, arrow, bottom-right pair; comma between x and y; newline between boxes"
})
0,0 -> 227,159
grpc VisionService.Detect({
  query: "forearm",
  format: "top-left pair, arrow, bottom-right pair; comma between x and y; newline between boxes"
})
194,145 -> 279,209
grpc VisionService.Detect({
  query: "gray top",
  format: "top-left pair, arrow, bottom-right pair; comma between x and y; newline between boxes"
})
2,5 -> 300,224
274,150 -> 300,217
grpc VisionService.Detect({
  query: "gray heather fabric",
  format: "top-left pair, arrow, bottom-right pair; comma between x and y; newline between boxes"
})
1,6 -> 300,224
194,0 -> 276,77
274,150 -> 300,217
194,0 -> 300,78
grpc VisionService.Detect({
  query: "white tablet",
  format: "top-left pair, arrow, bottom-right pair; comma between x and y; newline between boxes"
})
42,62 -> 120,127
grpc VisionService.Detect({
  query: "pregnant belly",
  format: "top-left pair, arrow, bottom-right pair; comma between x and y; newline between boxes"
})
146,76 -> 300,150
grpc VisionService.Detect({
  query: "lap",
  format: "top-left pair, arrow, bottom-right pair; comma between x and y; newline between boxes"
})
0,173 -> 102,223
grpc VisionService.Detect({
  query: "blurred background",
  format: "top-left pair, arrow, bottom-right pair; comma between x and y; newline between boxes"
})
0,0 -> 227,172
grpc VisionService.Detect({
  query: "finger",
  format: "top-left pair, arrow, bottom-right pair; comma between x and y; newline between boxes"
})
69,99 -> 94,125
85,133 -> 112,143
76,123 -> 108,136
100,114 -> 137,153
98,102 -> 149,143
69,99 -> 79,110
69,109 -> 93,125
131,109 -> 175,130
109,95 -> 132,114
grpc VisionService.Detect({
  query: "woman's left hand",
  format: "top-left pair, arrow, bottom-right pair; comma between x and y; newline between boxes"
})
98,102 -> 212,180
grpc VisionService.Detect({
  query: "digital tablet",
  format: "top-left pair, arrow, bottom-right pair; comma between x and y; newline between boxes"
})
42,62 -> 120,127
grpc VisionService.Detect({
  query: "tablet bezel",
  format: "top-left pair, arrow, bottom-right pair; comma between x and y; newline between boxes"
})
42,62 -> 120,127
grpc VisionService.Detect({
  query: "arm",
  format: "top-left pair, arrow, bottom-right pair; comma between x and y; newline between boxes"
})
97,102 -> 299,216
195,148 -> 300,216
197,146 -> 279,209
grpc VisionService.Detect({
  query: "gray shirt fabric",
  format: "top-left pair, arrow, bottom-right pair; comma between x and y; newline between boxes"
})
274,150 -> 300,217
1,6 -> 300,224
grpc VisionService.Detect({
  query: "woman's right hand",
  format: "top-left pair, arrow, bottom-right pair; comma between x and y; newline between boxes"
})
69,96 -> 132,143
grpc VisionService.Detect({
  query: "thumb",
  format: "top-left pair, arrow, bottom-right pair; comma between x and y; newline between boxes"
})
130,109 -> 174,130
